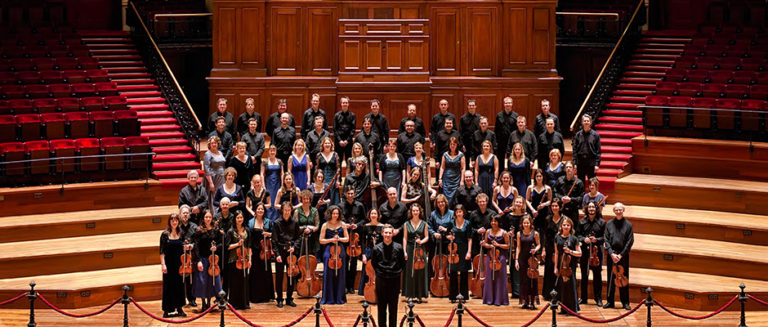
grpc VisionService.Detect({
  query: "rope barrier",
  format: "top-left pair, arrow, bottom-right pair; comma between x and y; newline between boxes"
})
399,315 -> 406,327
442,308 -> 455,327
130,298 -> 214,324
559,302 -> 643,323
351,315 -> 362,327
370,314 -> 377,327
38,294 -> 120,318
322,308 -> 336,327
0,293 -> 27,307
228,304 -> 312,327
749,294 -> 768,307
653,295 -> 738,320
521,304 -> 549,327
464,308 -> 492,327
414,314 -> 426,327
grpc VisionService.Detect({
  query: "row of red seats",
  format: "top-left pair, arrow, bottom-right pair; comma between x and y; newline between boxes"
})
0,96 -> 127,115
0,34 -> 81,47
0,26 -> 78,38
0,81 -> 117,99
0,110 -> 139,142
0,57 -> 99,72
0,69 -> 109,85
664,69 -> 767,84
674,56 -> 767,71
0,44 -> 90,59
698,24 -> 764,36
655,81 -> 768,99
682,44 -> 768,59
644,95 -> 765,131
0,136 -> 150,177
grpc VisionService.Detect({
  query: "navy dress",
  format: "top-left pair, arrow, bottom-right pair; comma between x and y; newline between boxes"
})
322,226 -> 347,304
555,234 -> 580,313
263,160 -> 283,221
545,163 -> 564,188
291,154 -> 309,191
477,155 -> 496,198
530,187 -> 549,232
380,153 -> 405,196
508,159 -> 530,201
316,152 -> 340,205
441,152 -> 464,204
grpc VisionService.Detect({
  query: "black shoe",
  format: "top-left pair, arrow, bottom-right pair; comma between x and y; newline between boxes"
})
188,301 -> 197,307
277,301 -> 284,308
622,303 -> 632,310
530,305 -> 537,311
578,298 -> 586,305
177,309 -> 187,317
521,304 -> 529,309
595,299 -> 603,307
287,300 -> 297,307
163,312 -> 173,318
603,303 -> 615,309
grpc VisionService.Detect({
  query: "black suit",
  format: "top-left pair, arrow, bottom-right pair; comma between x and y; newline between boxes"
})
371,241 -> 405,327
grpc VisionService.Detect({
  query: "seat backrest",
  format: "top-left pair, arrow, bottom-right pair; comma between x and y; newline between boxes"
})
114,110 -> 137,119
41,112 -> 65,122
100,137 -> 125,149
716,98 -> 741,109
15,113 -> 40,123
64,111 -> 89,121
692,97 -> 717,108
75,138 -> 100,149
668,96 -> 692,107
0,142 -> 24,154
740,99 -> 766,110
50,139 -> 75,150
24,140 -> 49,152
90,111 -> 114,121
645,95 -> 669,106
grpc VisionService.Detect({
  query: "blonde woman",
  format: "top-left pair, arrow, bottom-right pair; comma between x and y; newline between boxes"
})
288,139 -> 311,190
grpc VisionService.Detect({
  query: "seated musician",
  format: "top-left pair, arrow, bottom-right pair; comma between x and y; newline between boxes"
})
342,157 -> 381,210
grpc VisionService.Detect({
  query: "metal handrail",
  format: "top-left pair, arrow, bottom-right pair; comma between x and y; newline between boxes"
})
2,152 -> 156,165
128,1 -> 202,131
152,13 -> 212,18
556,12 -> 620,19
569,0 -> 645,131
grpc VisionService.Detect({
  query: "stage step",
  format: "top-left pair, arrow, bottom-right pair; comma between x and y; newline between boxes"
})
154,169 -> 203,179
0,205 -> 174,243
117,84 -> 158,92
613,174 -> 768,215
152,145 -> 195,155
0,231 -> 160,279
595,123 -> 644,132
148,138 -> 188,146
136,110 -> 173,119
154,153 -> 197,162
598,130 -> 643,138
129,104 -> 170,111
602,110 -> 642,117
140,124 -> 181,133
152,161 -> 201,171
599,116 -> 643,124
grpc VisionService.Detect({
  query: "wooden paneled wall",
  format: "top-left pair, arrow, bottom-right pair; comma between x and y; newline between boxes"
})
208,0 -> 560,132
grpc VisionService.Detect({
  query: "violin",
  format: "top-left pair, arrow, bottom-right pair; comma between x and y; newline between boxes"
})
613,265 -> 629,287
412,243 -> 426,276
260,235 -> 274,269
327,233 -> 344,276
430,233 -> 450,297
179,240 -> 193,275
447,231 -> 459,265
347,232 -> 362,258
589,243 -> 600,267
207,241 -> 220,278
285,245 -> 300,284
297,234 -> 322,298
364,233 -> 378,304
235,232 -> 252,282
558,241 -> 573,283
527,244 -> 539,279
470,246 -> 485,298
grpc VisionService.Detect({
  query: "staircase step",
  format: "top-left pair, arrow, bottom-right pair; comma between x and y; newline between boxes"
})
602,110 -> 643,117
113,78 -> 156,85
613,90 -> 653,96
624,71 -> 666,78
599,116 -> 643,124
95,55 -> 143,61
153,161 -> 200,170
601,145 -> 633,153
636,42 -> 686,49
154,153 -> 197,162
129,104 -> 169,111
89,49 -> 138,55
599,160 -> 629,169
598,130 -> 643,138
120,91 -> 162,98
601,138 -> 633,146
641,37 -> 692,43
616,83 -> 657,90
136,110 -> 174,118
97,60 -> 146,67
149,138 -> 188,146
86,43 -> 137,50
79,30 -> 130,37
142,131 -> 185,139
619,77 -> 662,84
127,97 -> 166,105
629,59 -> 676,66
595,123 -> 644,132
139,117 -> 178,125
140,124 -> 180,133
109,72 -> 152,79
625,65 -> 671,72
596,168 -> 624,176
602,153 -> 632,161
79,37 -> 132,44
633,53 -> 681,60
606,103 -> 641,109
609,96 -> 645,103
106,67 -> 147,73
152,145 -> 194,154
153,169 -> 203,179
635,48 -> 685,55
117,84 -> 158,92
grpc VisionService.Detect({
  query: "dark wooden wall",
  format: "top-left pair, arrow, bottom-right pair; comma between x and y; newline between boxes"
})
208,0 -> 561,132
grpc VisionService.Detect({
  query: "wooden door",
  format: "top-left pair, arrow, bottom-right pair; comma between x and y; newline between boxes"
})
269,6 -> 302,75
431,7 -> 461,75
464,7 -> 498,75
306,7 -> 337,75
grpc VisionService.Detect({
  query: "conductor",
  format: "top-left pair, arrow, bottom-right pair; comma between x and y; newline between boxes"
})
370,224 -> 406,327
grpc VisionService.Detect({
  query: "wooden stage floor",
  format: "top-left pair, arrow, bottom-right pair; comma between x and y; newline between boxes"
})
1,294 -> 767,326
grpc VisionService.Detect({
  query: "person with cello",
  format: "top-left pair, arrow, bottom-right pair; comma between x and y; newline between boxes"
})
447,204 -> 473,303
295,190 -> 320,260
226,210 -> 251,310
577,200 -> 606,307
515,215 -> 541,310
359,208 -> 383,297
248,202 -> 275,304
554,216 -> 581,315
428,194 -> 454,297
160,213 -> 186,317
340,186 -> 365,294
319,205 -> 350,304
273,202 -> 302,308
482,215 -> 510,306
402,203 -> 429,303
603,202 -> 634,310
192,210 -> 222,312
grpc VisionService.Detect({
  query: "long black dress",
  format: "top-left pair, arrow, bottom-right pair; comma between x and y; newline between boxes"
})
555,234 -> 580,313
249,219 -> 275,303
160,232 -> 185,313
517,230 -> 539,306
541,215 -> 562,301
226,228 -> 251,309
448,220 -> 472,301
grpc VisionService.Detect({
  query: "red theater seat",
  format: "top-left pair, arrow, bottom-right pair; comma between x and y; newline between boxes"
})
0,142 -> 25,176
72,83 -> 96,97
95,82 -> 117,96
49,83 -> 72,98
50,139 -> 76,173
665,68 -> 686,82
692,97 -> 716,129
115,110 -> 139,136
9,99 -> 34,115
80,97 -> 103,112
25,140 -> 50,175
716,98 -> 740,130
87,70 -> 109,83
101,137 -> 125,171
2,85 -> 25,99
91,111 -> 114,137
33,98 -> 58,114
725,84 -> 749,98
65,111 -> 90,138
75,138 -> 100,171
656,81 -> 677,96
17,71 -> 41,84
668,96 -> 692,127
701,83 -> 725,98
740,99 -> 765,131
26,84 -> 50,99
104,96 -> 127,111
678,82 -> 701,97
125,136 -> 150,170
751,85 -> 768,100
644,95 -> 668,127
58,97 -> 80,112
16,114 -> 41,141
41,112 -> 66,139
63,70 -> 87,83
40,70 -> 65,84
686,70 -> 709,83
708,70 -> 734,84
0,115 -> 15,142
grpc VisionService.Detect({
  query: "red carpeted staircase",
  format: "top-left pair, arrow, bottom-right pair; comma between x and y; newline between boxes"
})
79,30 -> 202,187
595,30 -> 695,192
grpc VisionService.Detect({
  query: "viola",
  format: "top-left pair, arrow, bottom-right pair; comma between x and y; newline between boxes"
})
447,232 -> 459,265
470,246 -> 485,298
430,233 -> 450,297
527,244 -> 539,279
558,242 -> 573,283
413,244 -> 426,272
179,240 -> 193,275
613,265 -> 628,287
327,235 -> 344,276
260,236 -> 274,262
207,241 -> 220,278
346,232 -> 362,258
235,232 -> 252,282
589,243 -> 600,267
286,246 -> 300,279
297,234 -> 322,298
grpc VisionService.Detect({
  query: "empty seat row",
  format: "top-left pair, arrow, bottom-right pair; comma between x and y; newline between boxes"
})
698,24 -> 764,36
0,96 -> 127,115
0,110 -> 139,142
682,44 -> 768,59
664,69 -> 768,84
655,81 -> 768,99
0,81 -> 117,99
0,136 -> 151,179
0,57 -> 99,72
0,44 -> 90,59
0,69 -> 109,85
675,56 -> 767,71
644,95 -> 766,131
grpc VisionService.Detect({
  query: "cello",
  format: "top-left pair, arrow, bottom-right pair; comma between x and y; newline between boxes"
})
430,232 -> 450,297
363,233 -> 378,304
470,245 -> 485,298
297,234 -> 322,298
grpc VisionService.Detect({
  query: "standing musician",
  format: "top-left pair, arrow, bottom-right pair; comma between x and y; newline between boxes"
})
160,213 -> 186,318
333,96 -> 356,163
554,217 -> 581,315
359,208 -> 384,296
226,211 -> 251,310
554,161 -> 584,221
178,170 -> 208,225
447,204 -> 473,303
248,202 -> 275,303
192,210 -> 222,312
295,190 -> 320,259
541,198 -> 564,301
178,205 -> 198,307
515,215 -> 540,310
603,203 -> 634,310
482,215 -> 510,306
453,170 -> 483,212
319,205 -> 350,304
572,114 -> 601,183
340,186 -> 366,294
469,194 -> 497,256
379,187 -> 408,243
577,201 -> 606,307
342,157 -> 381,210
402,203 -> 429,302
364,99 -> 390,148
371,224 -> 406,327
273,202 -> 301,308
428,194 -> 454,290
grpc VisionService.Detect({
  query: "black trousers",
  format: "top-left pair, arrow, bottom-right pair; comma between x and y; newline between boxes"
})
275,261 -> 295,302
376,276 -> 401,327
542,248 -> 556,301
579,246 -> 603,301
448,271 -> 469,301
335,142 -> 352,164
277,152 -> 291,168
183,274 -> 195,304
346,256 -> 359,291
576,156 -> 596,184
606,255 -> 630,306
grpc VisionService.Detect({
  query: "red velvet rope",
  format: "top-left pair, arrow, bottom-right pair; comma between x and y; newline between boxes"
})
399,315 -> 406,327
370,314 -> 377,327
351,315 -> 362,327
464,308 -> 492,327
559,302 -> 643,323
322,308 -> 335,327
0,293 -> 27,306
228,304 -> 312,327
654,295 -> 738,320
415,315 -> 426,327
38,294 -> 121,318
442,309 -> 455,327
521,304 -> 549,327
749,295 -> 768,307
130,298 -> 214,324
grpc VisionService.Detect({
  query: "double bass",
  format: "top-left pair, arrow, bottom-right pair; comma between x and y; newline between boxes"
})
296,234 -> 322,297
430,232 -> 450,297
470,245 -> 485,298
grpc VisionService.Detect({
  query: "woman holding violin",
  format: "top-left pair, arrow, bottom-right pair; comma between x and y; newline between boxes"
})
482,215 -> 510,306
554,216 -> 581,314
248,202 -> 275,303
447,204 -> 473,303
192,210 -> 222,312
359,208 -> 383,297
402,203 -> 429,302
515,215 -> 540,309
160,213 -> 186,318
319,205 -> 350,304
226,210 -> 251,310
542,198 -> 564,301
